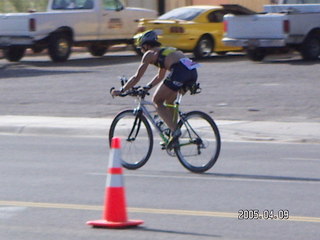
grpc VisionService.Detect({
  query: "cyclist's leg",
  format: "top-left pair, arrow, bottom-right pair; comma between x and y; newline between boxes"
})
152,83 -> 177,131
153,62 -> 197,132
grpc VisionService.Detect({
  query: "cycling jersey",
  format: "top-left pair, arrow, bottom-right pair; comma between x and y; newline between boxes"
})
154,47 -> 177,68
154,47 -> 199,92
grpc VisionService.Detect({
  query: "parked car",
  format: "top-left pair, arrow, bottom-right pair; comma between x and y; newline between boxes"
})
135,5 -> 253,58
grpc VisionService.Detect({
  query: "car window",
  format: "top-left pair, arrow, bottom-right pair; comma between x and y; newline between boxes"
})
158,8 -> 206,21
102,0 -> 124,11
52,0 -> 94,9
207,10 -> 225,23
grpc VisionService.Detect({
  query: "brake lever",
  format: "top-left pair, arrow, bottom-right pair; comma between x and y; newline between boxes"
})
110,87 -> 115,98
143,85 -> 151,95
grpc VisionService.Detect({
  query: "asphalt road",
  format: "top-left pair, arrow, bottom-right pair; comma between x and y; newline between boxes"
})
1,50 -> 319,122
0,135 -> 319,240
0,50 -> 319,240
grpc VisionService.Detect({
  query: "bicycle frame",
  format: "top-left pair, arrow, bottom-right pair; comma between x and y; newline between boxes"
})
122,86 -> 203,150
133,99 -> 170,145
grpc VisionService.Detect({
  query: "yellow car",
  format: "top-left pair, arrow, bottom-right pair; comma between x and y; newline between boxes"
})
135,5 -> 252,58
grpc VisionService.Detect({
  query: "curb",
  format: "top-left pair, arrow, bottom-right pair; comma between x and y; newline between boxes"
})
0,115 -> 319,144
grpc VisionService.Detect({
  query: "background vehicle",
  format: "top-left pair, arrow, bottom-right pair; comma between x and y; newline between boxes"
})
135,5 -> 253,58
0,0 -> 156,62
279,0 -> 320,3
223,0 -> 320,61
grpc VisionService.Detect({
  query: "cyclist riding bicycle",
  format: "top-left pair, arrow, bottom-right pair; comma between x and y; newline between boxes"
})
111,30 -> 200,144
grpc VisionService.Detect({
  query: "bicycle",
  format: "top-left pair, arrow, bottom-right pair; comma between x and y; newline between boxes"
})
109,79 -> 221,173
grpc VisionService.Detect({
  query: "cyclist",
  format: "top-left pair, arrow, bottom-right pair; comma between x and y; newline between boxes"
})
111,30 -> 199,144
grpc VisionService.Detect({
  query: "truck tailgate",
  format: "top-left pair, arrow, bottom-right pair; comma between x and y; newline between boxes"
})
0,13 -> 31,36
225,14 -> 287,39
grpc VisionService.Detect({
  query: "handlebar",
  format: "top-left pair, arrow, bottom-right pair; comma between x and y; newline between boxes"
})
110,86 -> 150,98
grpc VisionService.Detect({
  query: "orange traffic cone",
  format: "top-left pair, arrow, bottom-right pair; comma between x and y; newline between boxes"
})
86,137 -> 144,228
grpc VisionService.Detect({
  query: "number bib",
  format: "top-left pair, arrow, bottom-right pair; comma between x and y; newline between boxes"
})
180,58 -> 200,70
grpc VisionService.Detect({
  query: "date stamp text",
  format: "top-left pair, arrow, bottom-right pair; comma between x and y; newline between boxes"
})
238,209 -> 289,220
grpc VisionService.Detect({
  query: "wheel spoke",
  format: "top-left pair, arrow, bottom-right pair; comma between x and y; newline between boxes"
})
175,111 -> 221,173
109,110 -> 153,169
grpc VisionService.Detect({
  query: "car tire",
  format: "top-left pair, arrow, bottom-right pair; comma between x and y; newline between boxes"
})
216,51 -> 227,56
3,46 -> 26,62
88,44 -> 108,57
193,35 -> 213,59
246,48 -> 266,61
300,34 -> 320,61
134,46 -> 143,57
48,32 -> 72,62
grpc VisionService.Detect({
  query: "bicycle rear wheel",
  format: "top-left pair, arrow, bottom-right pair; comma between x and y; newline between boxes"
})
109,110 -> 153,169
175,111 -> 221,173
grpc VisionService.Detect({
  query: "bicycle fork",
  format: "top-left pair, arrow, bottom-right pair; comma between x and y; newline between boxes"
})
126,109 -> 143,142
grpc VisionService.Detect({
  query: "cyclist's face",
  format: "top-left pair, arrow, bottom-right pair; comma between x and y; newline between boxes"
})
141,44 -> 148,52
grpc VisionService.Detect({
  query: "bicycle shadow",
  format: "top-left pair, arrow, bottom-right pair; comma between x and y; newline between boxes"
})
202,172 -> 320,183
128,226 -> 221,238
128,169 -> 320,183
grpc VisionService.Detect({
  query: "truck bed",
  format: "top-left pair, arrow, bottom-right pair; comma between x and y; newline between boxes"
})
224,14 -> 287,39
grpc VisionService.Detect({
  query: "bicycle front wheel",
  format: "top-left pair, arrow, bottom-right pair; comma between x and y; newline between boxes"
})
109,110 -> 153,169
175,111 -> 221,173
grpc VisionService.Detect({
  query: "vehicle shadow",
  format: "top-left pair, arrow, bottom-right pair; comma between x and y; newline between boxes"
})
0,63 -> 90,79
20,54 -> 141,68
193,52 -> 247,63
0,54 -> 141,79
262,57 -> 320,65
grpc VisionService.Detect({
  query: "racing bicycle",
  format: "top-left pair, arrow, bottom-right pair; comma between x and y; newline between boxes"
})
109,80 -> 221,173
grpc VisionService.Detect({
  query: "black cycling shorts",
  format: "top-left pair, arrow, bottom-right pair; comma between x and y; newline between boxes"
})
164,62 -> 198,92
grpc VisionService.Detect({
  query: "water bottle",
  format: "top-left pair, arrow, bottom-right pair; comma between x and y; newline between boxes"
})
154,115 -> 165,131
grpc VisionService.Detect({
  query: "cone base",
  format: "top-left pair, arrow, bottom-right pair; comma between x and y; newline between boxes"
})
86,219 -> 144,228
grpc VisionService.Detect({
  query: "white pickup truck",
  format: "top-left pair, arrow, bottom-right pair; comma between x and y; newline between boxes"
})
0,0 -> 156,62
223,0 -> 320,61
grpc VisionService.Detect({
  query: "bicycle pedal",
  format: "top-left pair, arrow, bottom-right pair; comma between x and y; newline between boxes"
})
160,143 -> 166,150
166,148 -> 176,157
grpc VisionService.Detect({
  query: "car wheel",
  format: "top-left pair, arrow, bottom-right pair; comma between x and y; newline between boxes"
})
134,46 -> 143,57
48,32 -> 72,62
216,51 -> 227,56
246,48 -> 266,61
193,35 -> 213,59
3,46 -> 26,62
88,44 -> 108,57
300,34 -> 320,61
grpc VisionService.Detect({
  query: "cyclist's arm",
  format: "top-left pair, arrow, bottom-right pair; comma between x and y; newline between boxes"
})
121,53 -> 151,92
146,68 -> 166,89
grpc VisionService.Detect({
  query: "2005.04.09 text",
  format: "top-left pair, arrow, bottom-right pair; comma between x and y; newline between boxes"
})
238,209 -> 290,220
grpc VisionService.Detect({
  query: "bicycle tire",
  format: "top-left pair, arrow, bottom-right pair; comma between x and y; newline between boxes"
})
109,110 -> 153,169
174,111 -> 221,173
